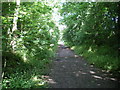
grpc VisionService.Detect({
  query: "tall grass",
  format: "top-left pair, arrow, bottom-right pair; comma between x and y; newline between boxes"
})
73,44 -> 119,72
2,52 -> 52,88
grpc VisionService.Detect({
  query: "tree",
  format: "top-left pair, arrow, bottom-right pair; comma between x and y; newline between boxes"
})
60,2 -> 120,71
2,2 -> 59,88
10,0 -> 20,51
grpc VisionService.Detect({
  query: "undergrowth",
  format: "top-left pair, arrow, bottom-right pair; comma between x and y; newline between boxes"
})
71,44 -> 120,74
2,52 -> 52,88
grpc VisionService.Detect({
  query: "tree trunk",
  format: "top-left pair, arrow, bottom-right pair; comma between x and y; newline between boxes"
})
10,0 -> 20,51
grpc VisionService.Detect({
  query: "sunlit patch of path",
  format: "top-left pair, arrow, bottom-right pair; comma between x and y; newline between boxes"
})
47,45 -> 119,88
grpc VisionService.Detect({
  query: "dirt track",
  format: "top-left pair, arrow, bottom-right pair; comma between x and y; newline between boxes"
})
48,45 -> 119,88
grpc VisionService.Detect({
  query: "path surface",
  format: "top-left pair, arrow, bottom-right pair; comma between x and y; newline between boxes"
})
47,45 -> 119,88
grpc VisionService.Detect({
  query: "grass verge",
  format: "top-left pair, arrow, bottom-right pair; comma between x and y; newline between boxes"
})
71,44 -> 120,75
2,52 -> 53,88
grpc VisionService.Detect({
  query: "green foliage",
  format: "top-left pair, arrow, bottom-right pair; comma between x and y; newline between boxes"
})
2,2 -> 59,88
2,52 -> 51,88
60,2 -> 120,73
73,44 -> 119,71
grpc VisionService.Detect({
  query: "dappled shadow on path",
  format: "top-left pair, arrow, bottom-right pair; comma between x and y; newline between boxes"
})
47,44 -> 119,88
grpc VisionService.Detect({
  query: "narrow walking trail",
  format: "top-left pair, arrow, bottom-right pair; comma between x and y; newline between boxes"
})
47,45 -> 119,88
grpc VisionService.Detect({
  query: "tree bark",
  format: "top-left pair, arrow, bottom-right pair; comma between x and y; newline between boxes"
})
10,0 -> 20,51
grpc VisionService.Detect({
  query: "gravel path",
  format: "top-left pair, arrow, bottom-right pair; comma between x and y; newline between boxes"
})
48,45 -> 119,88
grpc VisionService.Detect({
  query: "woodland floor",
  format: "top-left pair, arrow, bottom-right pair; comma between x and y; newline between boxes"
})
47,45 -> 119,88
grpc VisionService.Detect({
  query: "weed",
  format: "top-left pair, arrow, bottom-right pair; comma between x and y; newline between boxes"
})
73,44 -> 119,72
